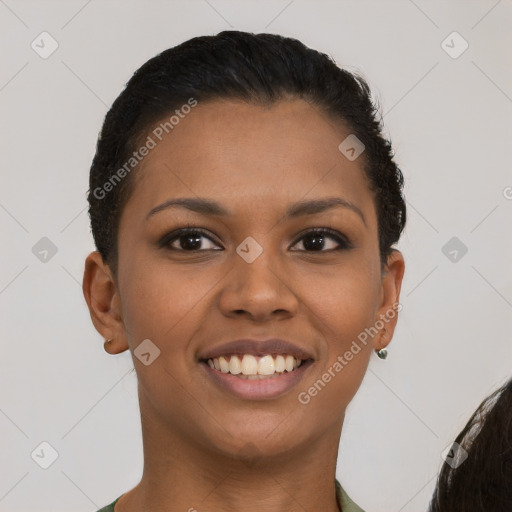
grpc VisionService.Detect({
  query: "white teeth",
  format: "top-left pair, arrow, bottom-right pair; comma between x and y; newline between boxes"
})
228,355 -> 242,375
219,356 -> 230,373
258,355 -> 275,375
206,353 -> 306,377
275,354 -> 285,373
241,354 -> 259,375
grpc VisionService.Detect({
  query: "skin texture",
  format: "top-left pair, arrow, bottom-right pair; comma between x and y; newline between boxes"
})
83,99 -> 405,512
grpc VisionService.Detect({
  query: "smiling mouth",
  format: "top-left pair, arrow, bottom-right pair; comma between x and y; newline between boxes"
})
200,354 -> 313,379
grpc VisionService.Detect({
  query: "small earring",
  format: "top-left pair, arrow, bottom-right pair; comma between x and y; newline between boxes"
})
104,338 -> 113,349
376,348 -> 388,359
375,327 -> 389,359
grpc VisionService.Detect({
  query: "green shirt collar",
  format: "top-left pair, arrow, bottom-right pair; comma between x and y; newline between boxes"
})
336,479 -> 365,511
96,480 -> 365,512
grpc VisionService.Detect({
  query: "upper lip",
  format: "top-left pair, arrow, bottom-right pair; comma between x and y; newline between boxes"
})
198,338 -> 315,361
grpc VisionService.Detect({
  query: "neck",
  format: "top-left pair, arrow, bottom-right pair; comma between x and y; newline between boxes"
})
116,394 -> 344,512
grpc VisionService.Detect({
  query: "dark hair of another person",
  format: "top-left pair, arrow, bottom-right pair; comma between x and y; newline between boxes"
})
87,30 -> 406,280
429,377 -> 512,512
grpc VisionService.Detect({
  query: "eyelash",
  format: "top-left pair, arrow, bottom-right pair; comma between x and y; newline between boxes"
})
158,223 -> 353,253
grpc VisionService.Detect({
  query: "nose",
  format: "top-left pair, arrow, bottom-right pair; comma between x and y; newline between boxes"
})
218,245 -> 299,322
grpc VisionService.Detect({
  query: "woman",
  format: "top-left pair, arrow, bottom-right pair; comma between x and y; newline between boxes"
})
83,30 -> 406,512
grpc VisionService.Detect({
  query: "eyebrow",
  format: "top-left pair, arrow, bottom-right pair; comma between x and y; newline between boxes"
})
146,196 -> 366,226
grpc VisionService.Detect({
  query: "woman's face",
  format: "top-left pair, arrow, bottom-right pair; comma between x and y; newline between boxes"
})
85,98 -> 404,459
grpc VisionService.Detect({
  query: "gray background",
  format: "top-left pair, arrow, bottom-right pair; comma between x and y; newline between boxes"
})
1,1 -> 511,511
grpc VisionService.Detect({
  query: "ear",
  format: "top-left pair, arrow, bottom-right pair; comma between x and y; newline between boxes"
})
82,251 -> 129,355
374,249 -> 405,351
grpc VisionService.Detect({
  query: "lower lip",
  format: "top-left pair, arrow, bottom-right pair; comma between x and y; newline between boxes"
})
200,360 -> 314,400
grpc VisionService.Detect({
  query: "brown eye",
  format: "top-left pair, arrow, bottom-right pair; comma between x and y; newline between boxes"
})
290,228 -> 352,252
159,228 -> 222,251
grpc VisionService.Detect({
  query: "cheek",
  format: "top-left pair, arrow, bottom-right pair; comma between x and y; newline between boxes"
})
296,263 -> 379,402
300,260 -> 380,341
323,284 -> 378,347
314,286 -> 376,389
118,250 -> 223,359
297,284 -> 375,418
118,250 -> 185,343
118,257 -> 209,414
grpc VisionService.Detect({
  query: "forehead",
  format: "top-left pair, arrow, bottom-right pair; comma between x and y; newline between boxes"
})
122,99 -> 375,225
